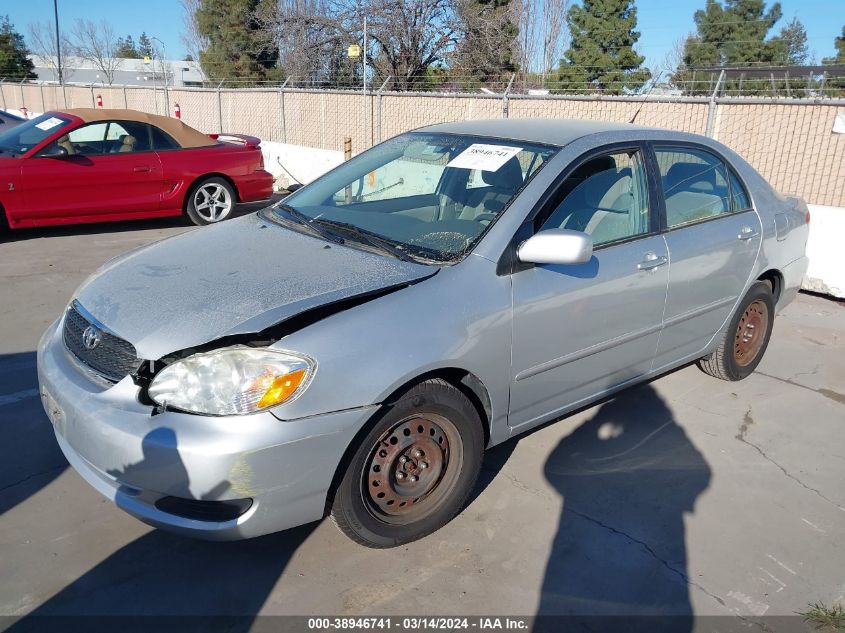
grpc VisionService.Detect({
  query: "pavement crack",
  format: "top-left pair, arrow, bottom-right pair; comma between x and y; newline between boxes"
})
565,505 -> 728,609
0,465 -> 65,495
736,408 -> 845,512
756,370 -> 845,407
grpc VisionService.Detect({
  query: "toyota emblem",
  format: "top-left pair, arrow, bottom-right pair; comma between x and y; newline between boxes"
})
82,325 -> 103,350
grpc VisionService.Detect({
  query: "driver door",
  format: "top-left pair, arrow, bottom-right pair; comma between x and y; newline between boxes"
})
20,121 -> 163,224
508,145 -> 669,430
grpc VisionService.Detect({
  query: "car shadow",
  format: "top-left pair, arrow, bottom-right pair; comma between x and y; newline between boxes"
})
0,352 -> 68,517
8,422 -> 314,633
534,383 -> 711,632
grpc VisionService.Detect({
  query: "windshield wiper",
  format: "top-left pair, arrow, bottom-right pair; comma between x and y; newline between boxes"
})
313,219 -> 421,263
272,204 -> 345,245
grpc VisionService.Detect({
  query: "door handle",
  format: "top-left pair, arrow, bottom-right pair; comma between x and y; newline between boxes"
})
637,253 -> 668,271
737,226 -> 760,240
133,165 -> 151,173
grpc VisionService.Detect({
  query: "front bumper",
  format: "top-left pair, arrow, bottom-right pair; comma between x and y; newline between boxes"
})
37,318 -> 377,540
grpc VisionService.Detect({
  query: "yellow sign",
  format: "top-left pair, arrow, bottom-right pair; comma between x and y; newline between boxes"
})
347,44 -> 361,59
143,55 -> 152,64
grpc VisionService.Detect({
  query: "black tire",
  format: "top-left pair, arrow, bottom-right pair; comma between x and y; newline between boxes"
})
331,379 -> 485,548
697,281 -> 775,381
185,177 -> 236,226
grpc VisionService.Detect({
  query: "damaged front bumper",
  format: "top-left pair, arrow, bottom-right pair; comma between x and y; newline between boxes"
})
37,317 -> 378,540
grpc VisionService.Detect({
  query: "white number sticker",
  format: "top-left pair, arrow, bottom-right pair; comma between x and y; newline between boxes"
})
35,117 -> 65,131
446,143 -> 523,172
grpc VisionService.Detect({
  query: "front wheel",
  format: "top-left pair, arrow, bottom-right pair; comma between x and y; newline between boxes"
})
186,177 -> 236,225
331,379 -> 484,548
697,281 -> 775,381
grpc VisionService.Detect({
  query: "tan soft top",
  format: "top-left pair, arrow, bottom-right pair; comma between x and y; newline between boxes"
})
59,108 -> 217,148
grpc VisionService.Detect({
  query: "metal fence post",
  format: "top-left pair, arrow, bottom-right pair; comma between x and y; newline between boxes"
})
705,70 -> 725,138
0,79 -> 6,110
279,77 -> 289,143
375,76 -> 391,145
19,78 -> 26,111
216,80 -> 224,133
90,84 -> 95,107
39,82 -> 45,112
123,85 -> 128,108
502,73 -> 515,119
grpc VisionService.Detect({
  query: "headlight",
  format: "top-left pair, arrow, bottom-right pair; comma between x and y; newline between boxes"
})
148,346 -> 315,416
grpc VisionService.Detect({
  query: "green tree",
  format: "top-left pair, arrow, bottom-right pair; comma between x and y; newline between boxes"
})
116,34 -> 141,58
138,32 -> 154,58
195,0 -> 281,84
0,16 -> 36,79
822,24 -> 845,64
674,0 -> 785,95
554,0 -> 651,95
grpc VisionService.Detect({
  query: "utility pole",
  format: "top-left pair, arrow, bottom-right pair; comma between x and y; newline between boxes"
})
362,15 -> 367,94
53,0 -> 63,84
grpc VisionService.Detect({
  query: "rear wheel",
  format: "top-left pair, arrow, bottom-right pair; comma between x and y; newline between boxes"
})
697,281 -> 774,381
186,177 -> 236,225
331,379 -> 484,548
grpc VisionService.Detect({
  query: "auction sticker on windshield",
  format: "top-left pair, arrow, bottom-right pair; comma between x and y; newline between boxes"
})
35,117 -> 65,131
446,143 -> 523,172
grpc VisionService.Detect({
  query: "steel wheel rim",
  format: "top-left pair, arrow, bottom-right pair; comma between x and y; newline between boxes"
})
194,183 -> 232,222
362,413 -> 462,524
734,299 -> 769,367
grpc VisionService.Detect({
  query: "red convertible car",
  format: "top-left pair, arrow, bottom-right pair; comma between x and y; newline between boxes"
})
0,108 -> 273,229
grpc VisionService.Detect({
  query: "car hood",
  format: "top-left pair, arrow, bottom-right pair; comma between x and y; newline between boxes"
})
75,212 -> 435,359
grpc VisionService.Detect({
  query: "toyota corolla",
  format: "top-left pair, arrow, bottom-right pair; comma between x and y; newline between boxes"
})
37,119 -> 809,547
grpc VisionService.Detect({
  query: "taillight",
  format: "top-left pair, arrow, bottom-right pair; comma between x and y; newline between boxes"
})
257,152 -> 265,171
805,208 -> 811,225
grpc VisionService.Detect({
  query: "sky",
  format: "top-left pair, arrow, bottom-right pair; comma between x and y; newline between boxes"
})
3,0 -> 843,70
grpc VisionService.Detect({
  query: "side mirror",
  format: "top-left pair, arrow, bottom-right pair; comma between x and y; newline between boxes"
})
286,183 -> 303,193
36,144 -> 68,158
517,229 -> 593,266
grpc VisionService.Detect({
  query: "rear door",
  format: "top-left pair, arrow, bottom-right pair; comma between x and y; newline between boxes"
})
508,145 -> 669,430
20,121 -> 163,222
650,143 -> 762,370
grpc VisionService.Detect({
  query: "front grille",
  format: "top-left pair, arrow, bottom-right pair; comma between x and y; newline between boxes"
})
62,301 -> 141,383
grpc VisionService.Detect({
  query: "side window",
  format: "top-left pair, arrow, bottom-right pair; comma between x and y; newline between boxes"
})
105,121 -> 152,153
729,170 -> 751,211
66,122 -> 109,155
151,125 -> 180,150
655,147 -> 731,227
540,150 -> 650,248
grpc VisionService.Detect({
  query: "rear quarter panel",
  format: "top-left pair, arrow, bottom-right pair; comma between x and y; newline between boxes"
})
158,144 -> 268,212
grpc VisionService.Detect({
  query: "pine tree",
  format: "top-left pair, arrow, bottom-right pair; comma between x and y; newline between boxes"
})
138,32 -> 154,58
455,0 -> 518,87
822,25 -> 845,64
554,0 -> 650,95
116,34 -> 141,59
0,16 -> 36,80
675,0 -> 787,94
195,0 -> 281,84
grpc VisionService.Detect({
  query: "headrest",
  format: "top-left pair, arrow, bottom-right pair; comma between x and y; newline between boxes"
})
480,157 -> 524,191
664,162 -> 716,194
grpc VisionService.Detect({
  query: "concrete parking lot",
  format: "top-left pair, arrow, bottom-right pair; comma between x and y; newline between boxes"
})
1,208 -> 843,630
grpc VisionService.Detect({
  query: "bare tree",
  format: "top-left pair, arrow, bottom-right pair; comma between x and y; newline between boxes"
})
179,0 -> 209,62
541,0 -> 568,76
69,19 -> 123,84
27,21 -> 76,82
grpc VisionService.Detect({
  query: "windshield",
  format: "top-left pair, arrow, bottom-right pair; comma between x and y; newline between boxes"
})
266,133 -> 557,264
0,113 -> 72,156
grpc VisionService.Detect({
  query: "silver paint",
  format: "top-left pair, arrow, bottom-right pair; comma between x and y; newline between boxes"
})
38,118 -> 809,540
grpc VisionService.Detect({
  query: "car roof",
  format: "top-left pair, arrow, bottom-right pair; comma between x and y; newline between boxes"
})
418,118 -> 659,147
57,108 -> 217,148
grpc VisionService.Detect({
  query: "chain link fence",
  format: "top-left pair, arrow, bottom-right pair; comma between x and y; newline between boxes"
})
1,79 -> 844,207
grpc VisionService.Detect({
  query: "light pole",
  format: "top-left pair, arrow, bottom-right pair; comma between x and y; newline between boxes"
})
53,0 -> 63,84
151,36 -> 170,115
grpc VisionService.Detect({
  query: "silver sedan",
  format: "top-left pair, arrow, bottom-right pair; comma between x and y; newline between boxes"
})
38,119 -> 809,547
